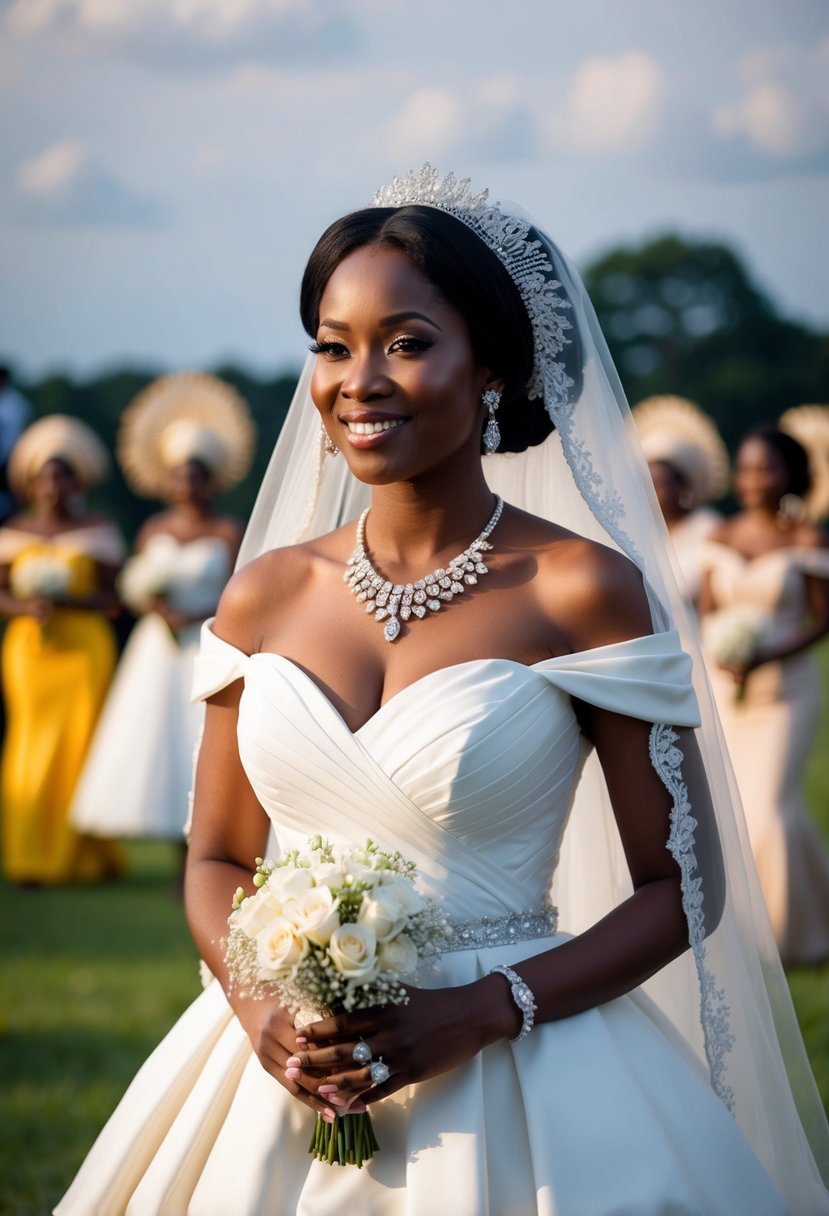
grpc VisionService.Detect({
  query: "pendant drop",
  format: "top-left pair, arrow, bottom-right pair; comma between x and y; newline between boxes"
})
384,617 -> 401,643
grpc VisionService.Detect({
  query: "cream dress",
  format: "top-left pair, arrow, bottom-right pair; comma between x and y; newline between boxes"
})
54,625 -> 790,1216
702,541 -> 829,964
70,534 -> 233,840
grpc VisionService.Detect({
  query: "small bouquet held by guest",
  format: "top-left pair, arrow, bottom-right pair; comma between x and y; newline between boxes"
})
705,605 -> 770,702
9,551 -> 71,600
117,548 -> 173,615
225,835 -> 450,1167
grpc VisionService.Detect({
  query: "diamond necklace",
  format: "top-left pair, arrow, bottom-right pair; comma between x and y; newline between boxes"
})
343,496 -> 504,643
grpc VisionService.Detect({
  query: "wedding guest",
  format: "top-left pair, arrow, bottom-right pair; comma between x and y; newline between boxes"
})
0,367 -> 33,523
71,372 -> 253,850
633,395 -> 728,610
700,420 -> 829,964
0,415 -> 125,884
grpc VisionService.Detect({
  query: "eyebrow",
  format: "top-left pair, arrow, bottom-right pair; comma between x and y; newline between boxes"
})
318,311 -> 443,332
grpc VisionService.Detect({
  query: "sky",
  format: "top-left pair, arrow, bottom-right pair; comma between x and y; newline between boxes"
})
1,0 -> 828,382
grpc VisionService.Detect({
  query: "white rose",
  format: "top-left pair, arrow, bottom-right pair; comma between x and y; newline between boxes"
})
267,865 -> 314,901
231,887 -> 284,939
328,923 -> 378,979
255,918 -> 306,980
377,933 -> 418,977
357,889 -> 408,943
313,861 -> 347,889
378,873 -> 426,917
289,885 -> 341,946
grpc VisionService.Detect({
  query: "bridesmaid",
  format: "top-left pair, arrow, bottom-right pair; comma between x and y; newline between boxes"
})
633,395 -> 729,611
699,421 -> 829,964
70,373 -> 254,845
0,415 -> 125,885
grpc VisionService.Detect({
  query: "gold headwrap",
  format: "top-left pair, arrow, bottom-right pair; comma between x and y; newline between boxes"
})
779,404 -> 829,522
8,414 -> 111,499
632,396 -> 729,508
117,372 -> 256,499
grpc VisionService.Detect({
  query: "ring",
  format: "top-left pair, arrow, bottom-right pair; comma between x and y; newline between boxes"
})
369,1057 -> 390,1085
352,1039 -> 373,1066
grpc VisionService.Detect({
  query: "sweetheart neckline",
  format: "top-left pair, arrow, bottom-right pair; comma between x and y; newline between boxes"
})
246,652 -> 564,737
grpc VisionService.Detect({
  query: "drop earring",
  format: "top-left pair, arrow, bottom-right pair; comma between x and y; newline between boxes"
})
482,387 -> 502,453
321,423 -> 339,457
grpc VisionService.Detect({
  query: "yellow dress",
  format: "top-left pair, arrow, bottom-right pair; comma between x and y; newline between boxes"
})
0,522 -> 126,884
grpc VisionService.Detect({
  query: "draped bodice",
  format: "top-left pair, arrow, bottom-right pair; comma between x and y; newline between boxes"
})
193,626 -> 699,926
703,541 -> 829,650
148,534 -> 232,616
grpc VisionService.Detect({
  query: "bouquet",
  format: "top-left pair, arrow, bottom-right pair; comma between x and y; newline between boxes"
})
10,553 -> 71,600
705,606 -> 770,702
225,835 -> 449,1167
117,550 -> 172,614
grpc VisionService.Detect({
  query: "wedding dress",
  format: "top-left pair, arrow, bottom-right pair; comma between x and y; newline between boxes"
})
71,535 -> 234,840
701,541 -> 829,963
56,624 -> 789,1216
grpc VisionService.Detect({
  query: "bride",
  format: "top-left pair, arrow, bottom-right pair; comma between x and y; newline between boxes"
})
56,167 -> 829,1215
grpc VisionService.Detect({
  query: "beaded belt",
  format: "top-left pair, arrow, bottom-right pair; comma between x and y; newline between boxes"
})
444,902 -> 559,952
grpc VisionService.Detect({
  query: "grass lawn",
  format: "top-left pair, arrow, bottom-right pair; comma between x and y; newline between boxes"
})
0,843 -> 199,1215
1,645 -> 829,1214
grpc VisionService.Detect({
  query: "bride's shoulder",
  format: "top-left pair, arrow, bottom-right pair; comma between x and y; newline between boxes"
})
211,527 -> 352,653
508,508 -> 652,650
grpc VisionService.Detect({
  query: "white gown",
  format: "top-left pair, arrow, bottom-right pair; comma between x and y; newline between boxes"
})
56,625 -> 787,1216
70,536 -> 233,840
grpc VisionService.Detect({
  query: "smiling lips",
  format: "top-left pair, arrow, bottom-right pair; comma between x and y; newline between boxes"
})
346,418 -> 406,435
339,415 -> 409,448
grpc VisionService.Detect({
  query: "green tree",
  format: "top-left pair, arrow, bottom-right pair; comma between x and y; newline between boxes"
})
582,235 -> 829,454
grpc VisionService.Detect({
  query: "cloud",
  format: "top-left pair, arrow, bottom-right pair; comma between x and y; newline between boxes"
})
712,39 -> 829,164
4,0 -> 361,70
547,52 -> 666,155
16,140 -> 165,226
381,79 -> 535,164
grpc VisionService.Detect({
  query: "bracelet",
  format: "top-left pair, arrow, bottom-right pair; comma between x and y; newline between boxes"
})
489,964 -> 537,1042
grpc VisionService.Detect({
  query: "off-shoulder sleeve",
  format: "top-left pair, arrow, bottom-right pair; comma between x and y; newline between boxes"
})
191,620 -> 250,702
533,629 -> 700,726
793,547 -> 829,579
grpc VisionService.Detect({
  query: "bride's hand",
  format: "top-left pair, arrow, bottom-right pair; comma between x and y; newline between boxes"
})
287,978 -> 517,1110
232,995 -> 341,1124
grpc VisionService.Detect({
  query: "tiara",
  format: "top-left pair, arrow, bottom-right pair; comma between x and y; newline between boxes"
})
371,164 -> 573,410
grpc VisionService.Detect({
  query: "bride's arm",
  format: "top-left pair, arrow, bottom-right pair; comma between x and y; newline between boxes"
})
293,545 -> 720,1105
184,566 -> 342,1125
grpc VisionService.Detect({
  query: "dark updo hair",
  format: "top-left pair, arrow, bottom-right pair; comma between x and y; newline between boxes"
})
743,423 -> 811,498
300,205 -> 579,454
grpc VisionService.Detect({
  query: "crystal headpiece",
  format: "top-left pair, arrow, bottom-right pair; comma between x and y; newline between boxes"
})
371,164 -> 573,414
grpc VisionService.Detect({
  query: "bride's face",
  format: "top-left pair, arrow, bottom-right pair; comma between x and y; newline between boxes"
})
310,244 -> 497,485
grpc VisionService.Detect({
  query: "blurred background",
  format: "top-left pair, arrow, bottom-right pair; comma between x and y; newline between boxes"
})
1,0 -> 828,528
1,1 -> 828,1211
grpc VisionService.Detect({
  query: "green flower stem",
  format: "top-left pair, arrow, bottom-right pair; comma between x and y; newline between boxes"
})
308,1111 -> 378,1167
